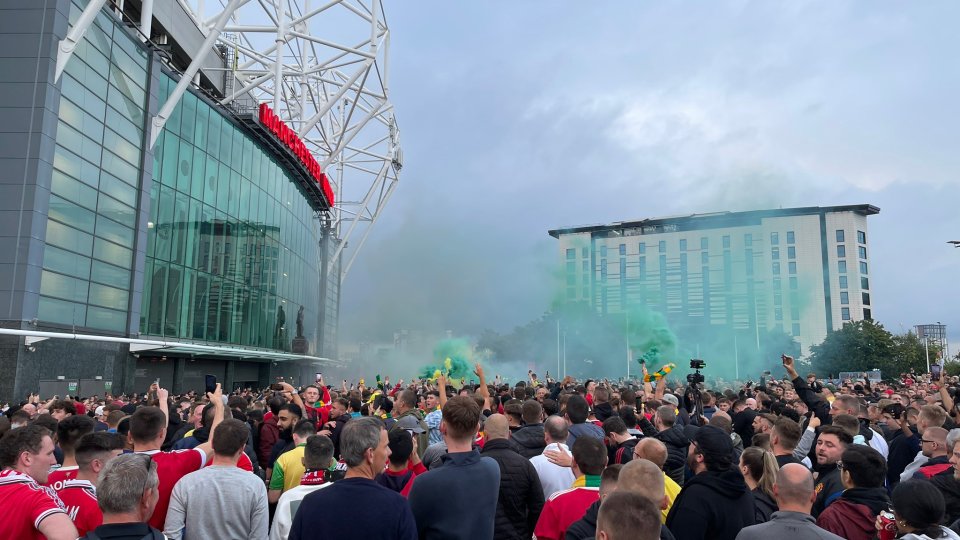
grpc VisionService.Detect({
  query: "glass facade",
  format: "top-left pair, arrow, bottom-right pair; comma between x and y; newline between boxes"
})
39,0 -> 148,332
142,74 -> 324,352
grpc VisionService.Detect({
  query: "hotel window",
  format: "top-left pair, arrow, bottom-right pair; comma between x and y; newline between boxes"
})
659,241 -> 666,253
619,244 -> 626,256
772,247 -> 780,260
744,233 -> 752,247
787,246 -> 796,259
842,307 -> 851,321
839,276 -> 848,289
838,260 -> 847,273
858,246 -> 867,259
639,257 -> 646,279
861,276 -> 869,289
566,248 -> 575,260
701,237 -> 708,249
788,262 -> 797,274
836,230 -> 845,242
773,277 -> 782,289
701,251 -> 709,265
787,231 -> 795,244
864,308 -> 872,320
840,292 -> 849,304
862,292 -> 871,305
791,323 -> 801,336
837,245 -> 846,258
639,242 -> 646,254
601,245 -> 607,258
582,247 -> 589,258
857,230 -> 866,244
582,260 -> 589,272
859,261 -> 868,274
679,239 -> 687,251
773,262 -> 781,275
771,232 -> 779,245
775,307 -> 783,321
723,235 -> 731,249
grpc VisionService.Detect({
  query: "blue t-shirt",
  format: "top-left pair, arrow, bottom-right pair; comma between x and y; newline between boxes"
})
290,477 -> 417,540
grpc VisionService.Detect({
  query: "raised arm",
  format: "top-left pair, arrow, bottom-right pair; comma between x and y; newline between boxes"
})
437,375 -> 448,409
196,384 -> 224,460
474,364 -> 491,410
157,387 -> 170,425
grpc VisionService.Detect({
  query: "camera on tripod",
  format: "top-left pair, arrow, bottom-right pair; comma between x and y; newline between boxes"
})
686,358 -> 706,384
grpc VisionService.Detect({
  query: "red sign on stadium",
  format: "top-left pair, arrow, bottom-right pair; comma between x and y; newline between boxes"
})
258,103 -> 335,207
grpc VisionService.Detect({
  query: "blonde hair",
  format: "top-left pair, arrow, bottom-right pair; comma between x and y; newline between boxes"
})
741,447 -> 777,499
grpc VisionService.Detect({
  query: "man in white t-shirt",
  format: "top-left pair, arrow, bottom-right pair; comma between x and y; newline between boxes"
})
531,415 -> 576,499
270,434 -> 340,540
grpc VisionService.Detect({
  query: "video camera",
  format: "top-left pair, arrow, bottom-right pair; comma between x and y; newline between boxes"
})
686,358 -> 706,384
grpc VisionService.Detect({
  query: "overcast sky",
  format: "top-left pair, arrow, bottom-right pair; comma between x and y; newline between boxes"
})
339,1 -> 960,356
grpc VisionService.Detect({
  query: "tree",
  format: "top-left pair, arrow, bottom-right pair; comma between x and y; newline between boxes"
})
808,320 -> 896,377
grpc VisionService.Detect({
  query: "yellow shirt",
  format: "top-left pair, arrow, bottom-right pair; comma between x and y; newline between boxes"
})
270,444 -> 306,493
663,473 -> 680,523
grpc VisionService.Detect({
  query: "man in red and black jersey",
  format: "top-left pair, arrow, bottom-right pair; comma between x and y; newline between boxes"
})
56,431 -> 124,536
129,385 -> 224,531
0,424 -> 78,540
46,414 -> 95,490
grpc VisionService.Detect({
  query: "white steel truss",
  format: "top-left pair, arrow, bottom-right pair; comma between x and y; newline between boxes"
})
151,0 -> 401,283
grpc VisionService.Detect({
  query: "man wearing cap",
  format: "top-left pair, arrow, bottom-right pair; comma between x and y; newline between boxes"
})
665,425 -> 755,540
390,390 -> 428,459
93,406 -> 108,432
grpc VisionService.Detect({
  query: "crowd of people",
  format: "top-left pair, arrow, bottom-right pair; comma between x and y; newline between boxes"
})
2,357 -> 960,539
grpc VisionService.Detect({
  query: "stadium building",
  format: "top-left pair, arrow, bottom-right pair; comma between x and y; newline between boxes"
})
549,205 -> 879,360
0,0 -> 399,400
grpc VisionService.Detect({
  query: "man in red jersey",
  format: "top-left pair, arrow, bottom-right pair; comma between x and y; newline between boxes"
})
130,385 -> 223,530
46,414 -> 95,490
0,424 -> 78,539
56,432 -> 124,536
533,436 -> 608,540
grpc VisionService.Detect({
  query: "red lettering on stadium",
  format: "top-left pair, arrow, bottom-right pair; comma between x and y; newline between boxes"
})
258,103 -> 335,206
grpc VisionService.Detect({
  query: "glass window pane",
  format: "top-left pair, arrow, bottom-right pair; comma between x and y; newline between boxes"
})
94,237 -> 133,268
91,260 -> 129,286
97,193 -> 136,228
46,219 -> 93,255
99,173 -> 137,207
89,282 -> 129,309
179,92 -> 197,144
102,128 -> 141,169
50,170 -> 98,210
95,217 -> 134,246
86,305 -> 126,331
43,245 -> 91,280
177,144 -> 194,194
194,102 -> 209,148
40,270 -> 89,302
38,296 -> 86,326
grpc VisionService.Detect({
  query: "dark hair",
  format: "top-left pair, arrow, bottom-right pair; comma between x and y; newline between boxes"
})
387,428 -> 414,466
566,395 -> 589,424
349,398 -> 362,413
304,435 -> 334,469
50,399 -> 76,415
56,414 -> 96,452
281,403 -> 303,419
602,416 -> 628,436
268,396 -> 286,416
542,399 -> 559,417
397,390 -> 418,409
772,417 -> 801,450
597,491 -> 660,540
572,436 -> 607,476
441,396 -> 482,441
892,480 -> 947,538
75,432 -> 124,469
521,400 -> 543,425
0,424 -> 51,468
212,418 -> 250,457
619,406 -> 638,429
10,410 -> 30,425
293,419 -> 317,439
130,407 -> 167,443
841,445 -> 887,489
818,425 -> 854,446
504,402 -> 523,423
227,396 -> 247,411
33,414 -> 58,433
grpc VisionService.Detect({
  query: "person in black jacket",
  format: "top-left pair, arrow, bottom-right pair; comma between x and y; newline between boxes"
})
811,425 -> 853,516
638,405 -> 688,486
479,414 -> 545,540
665,425 -> 756,540
602,416 -> 638,465
318,398 -> 350,459
510,400 -> 547,459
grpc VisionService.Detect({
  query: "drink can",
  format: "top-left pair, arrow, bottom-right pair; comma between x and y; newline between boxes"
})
878,510 -> 897,540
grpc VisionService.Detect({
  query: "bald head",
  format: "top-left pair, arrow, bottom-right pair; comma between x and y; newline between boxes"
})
634,438 -> 668,470
544,415 -> 569,444
774,463 -> 815,510
484,414 -> 509,441
618,459 -> 665,504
